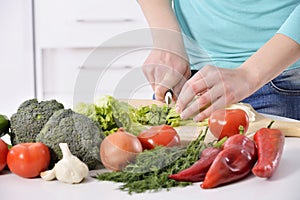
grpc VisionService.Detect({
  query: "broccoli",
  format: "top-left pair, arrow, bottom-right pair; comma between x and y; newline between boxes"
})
10,99 -> 64,144
36,109 -> 105,170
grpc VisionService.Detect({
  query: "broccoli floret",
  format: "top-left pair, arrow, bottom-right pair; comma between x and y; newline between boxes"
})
36,109 -> 105,169
10,99 -> 64,144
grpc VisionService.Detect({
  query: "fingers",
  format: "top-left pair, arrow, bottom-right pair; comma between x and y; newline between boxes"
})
176,65 -> 229,121
143,62 -> 171,101
142,64 -> 156,91
172,69 -> 191,100
179,86 -> 225,121
142,49 -> 190,102
193,97 -> 226,121
176,66 -> 215,112
155,70 -> 176,100
157,67 -> 191,101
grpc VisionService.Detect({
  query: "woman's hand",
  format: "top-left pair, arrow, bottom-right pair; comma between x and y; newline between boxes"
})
137,0 -> 191,101
142,49 -> 191,101
175,34 -> 300,122
175,65 -> 253,121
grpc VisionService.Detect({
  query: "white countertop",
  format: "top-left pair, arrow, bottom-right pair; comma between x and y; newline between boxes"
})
1,115 -> 300,200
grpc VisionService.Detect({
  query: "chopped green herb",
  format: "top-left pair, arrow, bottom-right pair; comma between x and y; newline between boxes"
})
74,96 -> 207,136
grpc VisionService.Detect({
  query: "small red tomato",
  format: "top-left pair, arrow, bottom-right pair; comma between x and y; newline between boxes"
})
138,125 -> 180,150
7,142 -> 50,178
208,109 -> 249,140
0,139 -> 9,172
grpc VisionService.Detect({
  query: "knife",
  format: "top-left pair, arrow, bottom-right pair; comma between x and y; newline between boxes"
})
164,89 -> 173,107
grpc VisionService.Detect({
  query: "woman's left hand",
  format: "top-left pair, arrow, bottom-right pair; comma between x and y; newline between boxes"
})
176,34 -> 300,122
175,65 -> 254,121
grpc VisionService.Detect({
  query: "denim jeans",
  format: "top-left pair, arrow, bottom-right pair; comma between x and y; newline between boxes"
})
242,68 -> 300,120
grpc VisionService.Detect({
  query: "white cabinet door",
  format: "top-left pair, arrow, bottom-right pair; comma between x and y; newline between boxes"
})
34,0 -> 150,48
42,48 -> 153,109
34,0 -> 154,107
0,0 -> 35,117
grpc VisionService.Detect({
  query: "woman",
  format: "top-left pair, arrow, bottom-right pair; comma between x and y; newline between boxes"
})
138,0 -> 300,120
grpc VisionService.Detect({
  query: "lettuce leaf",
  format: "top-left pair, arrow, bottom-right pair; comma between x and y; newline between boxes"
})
74,96 -> 201,136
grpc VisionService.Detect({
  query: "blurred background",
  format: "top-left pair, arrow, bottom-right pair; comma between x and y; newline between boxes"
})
0,0 -> 154,117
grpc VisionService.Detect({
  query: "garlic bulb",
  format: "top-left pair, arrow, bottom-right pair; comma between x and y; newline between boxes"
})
40,143 -> 89,184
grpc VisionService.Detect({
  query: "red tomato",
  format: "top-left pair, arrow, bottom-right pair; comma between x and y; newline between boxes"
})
208,109 -> 249,140
7,142 -> 50,178
0,139 -> 9,172
137,125 -> 180,150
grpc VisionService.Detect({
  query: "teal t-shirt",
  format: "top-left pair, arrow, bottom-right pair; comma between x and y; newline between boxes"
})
173,0 -> 300,70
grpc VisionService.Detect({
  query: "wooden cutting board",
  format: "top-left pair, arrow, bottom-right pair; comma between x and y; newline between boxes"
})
124,99 -> 300,144
243,103 -> 300,138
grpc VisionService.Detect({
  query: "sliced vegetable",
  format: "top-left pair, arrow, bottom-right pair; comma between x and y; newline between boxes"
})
7,142 -> 50,178
208,108 -> 249,140
40,143 -> 89,184
137,125 -> 180,150
100,128 -> 143,171
252,121 -> 285,178
135,104 -> 171,126
0,138 -> 9,172
75,96 -> 188,136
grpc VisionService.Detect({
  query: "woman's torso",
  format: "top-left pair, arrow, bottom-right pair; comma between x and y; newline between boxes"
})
174,0 -> 300,70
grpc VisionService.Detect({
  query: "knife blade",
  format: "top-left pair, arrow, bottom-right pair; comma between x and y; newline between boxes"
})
165,89 -> 173,107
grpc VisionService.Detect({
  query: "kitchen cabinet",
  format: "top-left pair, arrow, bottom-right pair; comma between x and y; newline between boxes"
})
0,0 -> 35,117
34,0 -> 154,108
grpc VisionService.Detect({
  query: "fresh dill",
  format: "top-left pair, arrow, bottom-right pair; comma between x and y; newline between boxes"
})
96,128 -> 208,194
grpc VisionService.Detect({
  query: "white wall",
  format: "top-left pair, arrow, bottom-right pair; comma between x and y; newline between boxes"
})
0,0 -> 35,117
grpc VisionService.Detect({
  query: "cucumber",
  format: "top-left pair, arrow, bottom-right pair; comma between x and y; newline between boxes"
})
0,114 -> 10,137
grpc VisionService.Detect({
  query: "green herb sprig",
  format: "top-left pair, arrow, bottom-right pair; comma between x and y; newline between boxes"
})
96,128 -> 208,194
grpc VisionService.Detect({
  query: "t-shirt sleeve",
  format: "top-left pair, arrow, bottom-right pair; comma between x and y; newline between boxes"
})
277,4 -> 300,44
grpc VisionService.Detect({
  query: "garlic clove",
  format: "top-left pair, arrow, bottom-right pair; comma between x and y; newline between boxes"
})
40,168 -> 56,181
55,143 -> 89,184
40,143 -> 89,184
55,159 -> 89,184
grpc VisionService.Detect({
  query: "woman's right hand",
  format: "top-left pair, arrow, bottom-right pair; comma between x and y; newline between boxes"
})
137,0 -> 189,101
142,49 -> 191,102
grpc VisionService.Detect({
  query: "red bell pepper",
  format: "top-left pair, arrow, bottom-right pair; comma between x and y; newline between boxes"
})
201,134 -> 257,189
252,122 -> 285,178
223,134 -> 257,158
168,147 -> 221,182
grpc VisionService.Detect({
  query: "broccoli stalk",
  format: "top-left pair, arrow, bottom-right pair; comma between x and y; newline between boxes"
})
36,109 -> 105,170
9,99 -> 64,145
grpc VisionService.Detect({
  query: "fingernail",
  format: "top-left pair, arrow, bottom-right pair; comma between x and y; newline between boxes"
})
193,114 -> 203,122
175,105 -> 180,113
180,113 -> 185,119
180,112 -> 187,120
